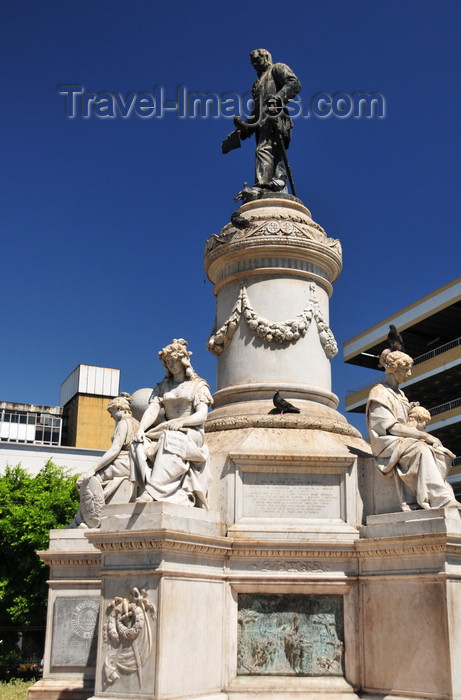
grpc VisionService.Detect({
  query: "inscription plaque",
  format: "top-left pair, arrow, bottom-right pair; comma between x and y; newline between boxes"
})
242,472 -> 340,519
51,597 -> 99,667
237,594 -> 344,676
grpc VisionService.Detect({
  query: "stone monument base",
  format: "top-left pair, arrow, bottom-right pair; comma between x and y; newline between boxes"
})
357,508 -> 461,700
29,398 -> 461,700
29,530 -> 101,700
27,678 -> 95,700
30,491 -> 461,699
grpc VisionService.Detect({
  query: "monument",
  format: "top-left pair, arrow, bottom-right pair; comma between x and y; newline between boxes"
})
29,51 -> 461,700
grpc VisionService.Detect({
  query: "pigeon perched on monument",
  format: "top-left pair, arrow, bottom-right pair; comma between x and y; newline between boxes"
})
272,391 -> 300,414
387,324 -> 405,353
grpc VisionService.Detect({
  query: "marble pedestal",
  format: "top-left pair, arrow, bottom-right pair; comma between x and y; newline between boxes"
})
29,531 -> 101,700
83,504 -> 229,700
358,509 -> 461,700
30,452 -> 461,700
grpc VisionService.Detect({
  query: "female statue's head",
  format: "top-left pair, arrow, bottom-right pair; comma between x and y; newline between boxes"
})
379,348 -> 413,382
158,338 -> 196,380
107,392 -> 133,415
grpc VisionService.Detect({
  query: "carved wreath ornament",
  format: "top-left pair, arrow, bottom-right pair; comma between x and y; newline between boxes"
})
207,283 -> 338,359
103,587 -> 156,689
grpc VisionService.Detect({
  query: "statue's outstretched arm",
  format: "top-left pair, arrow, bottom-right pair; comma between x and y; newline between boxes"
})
94,420 -> 129,472
134,398 -> 161,441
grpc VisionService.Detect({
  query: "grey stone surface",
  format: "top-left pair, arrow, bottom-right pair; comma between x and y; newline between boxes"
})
51,597 -> 99,668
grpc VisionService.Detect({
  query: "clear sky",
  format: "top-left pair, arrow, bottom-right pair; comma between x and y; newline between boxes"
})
2,0 -> 461,435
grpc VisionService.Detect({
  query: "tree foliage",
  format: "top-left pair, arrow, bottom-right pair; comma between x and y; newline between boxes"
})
0,461 -> 79,630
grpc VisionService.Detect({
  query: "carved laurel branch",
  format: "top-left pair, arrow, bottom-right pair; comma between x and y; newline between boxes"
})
104,587 -> 156,689
207,283 -> 338,358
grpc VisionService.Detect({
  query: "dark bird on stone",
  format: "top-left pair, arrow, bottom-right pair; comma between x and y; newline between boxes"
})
231,211 -> 252,229
387,324 -> 405,353
272,391 -> 300,414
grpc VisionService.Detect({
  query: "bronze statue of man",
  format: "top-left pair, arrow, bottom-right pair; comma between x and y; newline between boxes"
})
223,49 -> 301,197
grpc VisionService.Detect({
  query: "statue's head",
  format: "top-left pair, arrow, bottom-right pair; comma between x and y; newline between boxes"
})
408,404 -> 431,429
378,349 -> 413,381
107,392 -> 133,415
250,49 -> 272,73
158,338 -> 196,379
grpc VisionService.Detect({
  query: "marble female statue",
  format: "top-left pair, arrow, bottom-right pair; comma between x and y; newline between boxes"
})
366,348 -> 460,512
70,393 -> 139,527
407,403 -> 456,480
130,338 -> 213,507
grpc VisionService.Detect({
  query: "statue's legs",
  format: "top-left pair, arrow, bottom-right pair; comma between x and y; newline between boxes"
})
254,125 -> 287,187
396,440 -> 460,509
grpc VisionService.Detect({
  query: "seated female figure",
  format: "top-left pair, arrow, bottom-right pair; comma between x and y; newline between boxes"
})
70,393 -> 139,527
366,349 -> 460,512
130,338 -> 213,507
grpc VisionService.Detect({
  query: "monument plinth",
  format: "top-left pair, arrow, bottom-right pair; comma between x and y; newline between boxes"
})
205,197 -> 342,414
202,196 -> 366,700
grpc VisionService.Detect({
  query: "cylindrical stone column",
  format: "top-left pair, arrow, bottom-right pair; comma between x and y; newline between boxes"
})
204,196 -> 342,415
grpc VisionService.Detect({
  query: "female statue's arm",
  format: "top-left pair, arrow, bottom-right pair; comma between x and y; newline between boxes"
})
79,420 -> 128,481
133,398 -> 161,442
164,401 -> 209,431
94,420 -> 128,470
387,421 -> 441,446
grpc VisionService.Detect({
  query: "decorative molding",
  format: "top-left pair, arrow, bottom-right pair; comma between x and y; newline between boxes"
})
251,560 -> 329,573
357,543 -> 448,558
232,548 -> 356,560
205,413 -> 361,438
207,283 -> 338,358
91,536 -> 230,557
37,551 -> 101,567
42,557 -> 101,568
204,213 -> 342,260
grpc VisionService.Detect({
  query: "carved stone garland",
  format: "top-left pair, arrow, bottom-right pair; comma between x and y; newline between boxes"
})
103,587 -> 156,689
207,283 -> 338,359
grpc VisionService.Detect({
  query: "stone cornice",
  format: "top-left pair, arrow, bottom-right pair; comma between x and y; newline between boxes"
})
204,199 -> 342,286
356,533 -> 461,558
37,550 -> 101,567
205,236 -> 342,287
86,530 -> 232,557
205,412 -> 361,437
231,546 -> 356,560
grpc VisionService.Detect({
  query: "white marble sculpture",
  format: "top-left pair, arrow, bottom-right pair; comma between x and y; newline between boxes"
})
130,338 -> 213,507
103,587 -> 156,689
207,283 -> 338,358
70,393 -> 140,528
366,349 -> 460,512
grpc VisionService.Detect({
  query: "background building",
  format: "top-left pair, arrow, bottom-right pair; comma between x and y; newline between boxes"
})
344,276 -> 461,491
0,365 -> 120,474
60,365 -> 120,449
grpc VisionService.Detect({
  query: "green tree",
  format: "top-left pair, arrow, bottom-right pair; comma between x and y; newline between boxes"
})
0,461 -> 79,630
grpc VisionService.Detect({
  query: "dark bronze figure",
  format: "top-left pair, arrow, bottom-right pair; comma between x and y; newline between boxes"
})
222,49 -> 301,200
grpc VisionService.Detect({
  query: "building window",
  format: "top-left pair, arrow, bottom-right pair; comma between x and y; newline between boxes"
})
0,409 -> 62,446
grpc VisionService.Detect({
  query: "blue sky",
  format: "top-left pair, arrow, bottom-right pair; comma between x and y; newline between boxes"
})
2,0 -> 461,435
